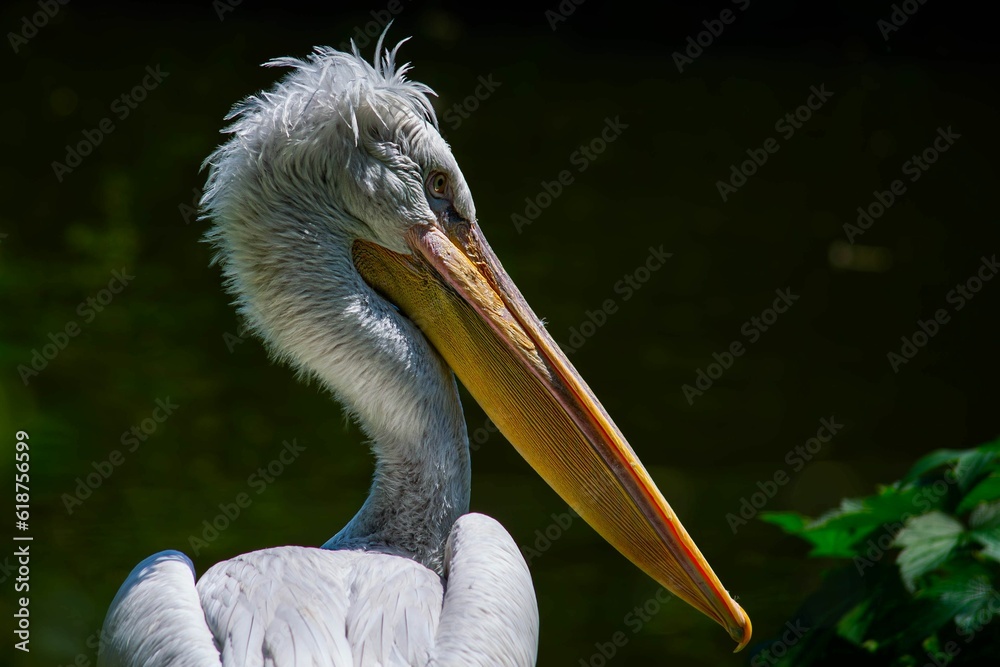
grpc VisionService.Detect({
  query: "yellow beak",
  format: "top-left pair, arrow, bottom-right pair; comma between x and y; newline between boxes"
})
353,219 -> 750,651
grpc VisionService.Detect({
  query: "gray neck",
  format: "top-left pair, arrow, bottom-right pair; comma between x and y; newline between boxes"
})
321,329 -> 473,574
324,424 -> 472,575
217,207 -> 471,574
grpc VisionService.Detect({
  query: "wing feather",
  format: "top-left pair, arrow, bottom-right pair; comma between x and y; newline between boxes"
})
198,546 -> 443,666
98,550 -> 222,667
432,513 -> 538,667
103,514 -> 538,667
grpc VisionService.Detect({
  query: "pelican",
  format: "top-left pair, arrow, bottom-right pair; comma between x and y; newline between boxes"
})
99,35 -> 750,666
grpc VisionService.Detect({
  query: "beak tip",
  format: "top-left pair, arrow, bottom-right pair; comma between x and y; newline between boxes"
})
729,602 -> 752,652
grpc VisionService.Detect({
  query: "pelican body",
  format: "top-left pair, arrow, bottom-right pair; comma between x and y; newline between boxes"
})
99,36 -> 750,666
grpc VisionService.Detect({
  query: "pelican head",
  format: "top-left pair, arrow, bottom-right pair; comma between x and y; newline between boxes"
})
201,35 -> 750,650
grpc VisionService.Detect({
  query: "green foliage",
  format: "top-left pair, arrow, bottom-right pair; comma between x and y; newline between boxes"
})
755,438 -> 1000,666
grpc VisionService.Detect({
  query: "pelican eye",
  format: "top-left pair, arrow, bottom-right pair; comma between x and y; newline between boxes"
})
427,172 -> 448,198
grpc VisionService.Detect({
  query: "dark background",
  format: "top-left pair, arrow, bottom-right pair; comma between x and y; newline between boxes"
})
2,1 -> 998,665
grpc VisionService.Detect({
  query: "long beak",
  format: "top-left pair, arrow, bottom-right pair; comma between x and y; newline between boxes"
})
352,220 -> 751,651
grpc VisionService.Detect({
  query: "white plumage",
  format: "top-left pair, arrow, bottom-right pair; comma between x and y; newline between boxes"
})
101,515 -> 536,666
99,28 -> 752,667
100,36 -> 539,667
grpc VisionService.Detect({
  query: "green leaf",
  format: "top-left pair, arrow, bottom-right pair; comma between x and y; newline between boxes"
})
952,450 -> 998,492
759,511 -> 810,535
810,496 -> 868,526
967,501 -> 1000,561
968,501 -> 1000,529
757,439 -> 1000,665
761,510 -> 861,557
969,526 -> 1000,564
922,571 -> 999,635
807,490 -> 922,556
762,489 -> 931,559
803,527 -> 864,558
958,474 -> 1000,514
902,449 -> 967,486
836,598 -> 875,646
894,512 -> 965,591
979,436 -> 1000,454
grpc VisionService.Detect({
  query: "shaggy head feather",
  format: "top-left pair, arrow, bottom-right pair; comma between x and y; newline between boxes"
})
197,35 -> 476,572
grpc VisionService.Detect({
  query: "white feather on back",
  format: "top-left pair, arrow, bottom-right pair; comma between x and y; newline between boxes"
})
198,546 -> 441,667
99,552 -> 222,667
102,518 -> 536,666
